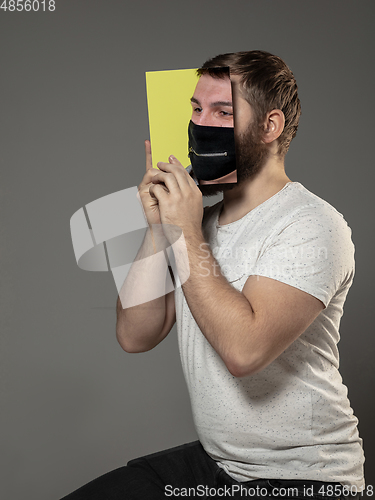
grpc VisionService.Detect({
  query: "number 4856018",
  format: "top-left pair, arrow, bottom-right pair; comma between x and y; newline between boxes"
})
1,0 -> 56,11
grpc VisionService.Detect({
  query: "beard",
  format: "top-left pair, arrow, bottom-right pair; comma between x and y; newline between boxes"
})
198,122 -> 269,197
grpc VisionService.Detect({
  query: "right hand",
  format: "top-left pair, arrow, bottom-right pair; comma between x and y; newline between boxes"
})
138,140 -> 168,226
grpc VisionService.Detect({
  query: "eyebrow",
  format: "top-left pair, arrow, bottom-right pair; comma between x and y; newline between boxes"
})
190,97 -> 233,107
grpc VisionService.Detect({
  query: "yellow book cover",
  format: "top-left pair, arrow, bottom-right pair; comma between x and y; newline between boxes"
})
145,68 -> 199,169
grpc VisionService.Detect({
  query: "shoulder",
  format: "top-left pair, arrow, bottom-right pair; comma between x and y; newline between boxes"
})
252,184 -> 355,306
278,182 -> 345,215
275,182 -> 353,239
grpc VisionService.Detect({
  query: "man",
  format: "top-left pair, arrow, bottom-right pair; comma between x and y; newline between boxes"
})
63,51 -> 364,499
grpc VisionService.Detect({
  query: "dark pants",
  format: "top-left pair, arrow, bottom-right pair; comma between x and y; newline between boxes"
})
60,441 -> 355,499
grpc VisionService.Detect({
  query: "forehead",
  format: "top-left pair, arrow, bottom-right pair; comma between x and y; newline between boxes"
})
192,74 -> 233,103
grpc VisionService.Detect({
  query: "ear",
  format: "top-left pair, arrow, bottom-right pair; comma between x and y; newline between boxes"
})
261,109 -> 285,144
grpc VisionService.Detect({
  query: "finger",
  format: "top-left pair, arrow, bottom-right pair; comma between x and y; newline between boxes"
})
152,171 -> 180,192
149,183 -> 169,202
169,155 -> 196,188
157,160 -> 184,174
145,140 -> 152,171
158,158 -> 196,189
168,155 -> 183,166
138,169 -> 160,193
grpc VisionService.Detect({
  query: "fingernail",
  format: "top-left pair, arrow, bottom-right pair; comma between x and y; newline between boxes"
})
169,155 -> 176,161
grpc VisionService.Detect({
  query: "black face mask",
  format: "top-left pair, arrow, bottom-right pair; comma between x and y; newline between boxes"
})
188,121 -> 237,181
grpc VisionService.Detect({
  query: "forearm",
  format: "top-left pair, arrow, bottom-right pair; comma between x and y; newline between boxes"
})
173,230 -> 258,376
116,226 -> 174,352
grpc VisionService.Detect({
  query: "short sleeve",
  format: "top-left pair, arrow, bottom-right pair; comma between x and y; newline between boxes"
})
252,204 -> 355,307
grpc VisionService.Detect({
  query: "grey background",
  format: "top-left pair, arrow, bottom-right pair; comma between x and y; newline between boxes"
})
1,1 -> 374,498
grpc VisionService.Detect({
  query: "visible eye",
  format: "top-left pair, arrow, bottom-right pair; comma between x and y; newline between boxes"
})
193,107 -> 202,114
219,110 -> 233,117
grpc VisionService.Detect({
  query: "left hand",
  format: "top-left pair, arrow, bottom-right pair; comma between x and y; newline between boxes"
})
149,155 -> 203,242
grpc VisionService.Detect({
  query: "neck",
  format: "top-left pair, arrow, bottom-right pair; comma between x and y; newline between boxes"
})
219,156 -> 291,225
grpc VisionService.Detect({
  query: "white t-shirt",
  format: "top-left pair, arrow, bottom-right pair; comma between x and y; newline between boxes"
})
175,182 -> 364,487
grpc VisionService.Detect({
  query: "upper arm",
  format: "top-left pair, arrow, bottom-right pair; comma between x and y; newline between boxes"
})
238,275 -> 324,375
217,204 -> 353,376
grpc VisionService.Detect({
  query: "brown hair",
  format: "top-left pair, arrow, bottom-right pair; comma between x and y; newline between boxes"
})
197,51 -> 301,156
